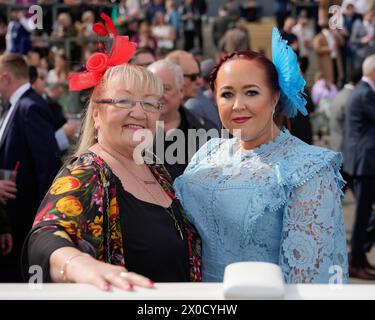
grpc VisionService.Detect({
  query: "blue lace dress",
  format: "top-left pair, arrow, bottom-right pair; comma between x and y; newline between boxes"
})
174,129 -> 349,283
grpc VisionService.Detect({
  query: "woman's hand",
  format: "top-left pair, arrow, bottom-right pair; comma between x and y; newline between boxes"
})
67,255 -> 154,291
50,247 -> 154,291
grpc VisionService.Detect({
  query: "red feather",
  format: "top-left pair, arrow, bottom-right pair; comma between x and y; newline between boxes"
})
100,13 -> 117,37
93,22 -> 108,36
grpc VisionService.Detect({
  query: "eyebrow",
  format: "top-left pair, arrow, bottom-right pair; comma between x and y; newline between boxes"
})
116,90 -> 159,99
116,89 -> 132,95
220,84 -> 261,90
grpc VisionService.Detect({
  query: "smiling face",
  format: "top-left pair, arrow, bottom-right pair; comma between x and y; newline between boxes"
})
91,66 -> 163,157
215,59 -> 280,144
93,88 -> 161,155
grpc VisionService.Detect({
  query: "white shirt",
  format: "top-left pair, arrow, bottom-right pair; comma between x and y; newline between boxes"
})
152,25 -> 174,49
292,24 -> 314,57
0,83 -> 68,151
344,83 -> 355,90
322,29 -> 337,59
126,0 -> 140,16
342,0 -> 369,14
47,70 -> 59,85
362,76 -> 375,92
0,83 -> 30,142
5,21 -> 15,52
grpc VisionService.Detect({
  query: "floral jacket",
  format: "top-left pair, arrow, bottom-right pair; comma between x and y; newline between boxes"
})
22,152 -> 201,282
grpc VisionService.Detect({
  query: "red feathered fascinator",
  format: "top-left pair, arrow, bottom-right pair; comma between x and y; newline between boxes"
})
68,13 -> 137,91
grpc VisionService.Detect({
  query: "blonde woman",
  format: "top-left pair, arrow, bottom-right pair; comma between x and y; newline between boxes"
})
152,11 -> 176,50
47,54 -> 70,85
22,64 -> 201,290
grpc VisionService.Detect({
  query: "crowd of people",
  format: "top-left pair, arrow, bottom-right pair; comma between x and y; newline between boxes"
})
0,0 -> 373,286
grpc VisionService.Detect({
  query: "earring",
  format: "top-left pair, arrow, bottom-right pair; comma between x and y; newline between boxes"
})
271,109 -> 275,141
94,124 -> 99,141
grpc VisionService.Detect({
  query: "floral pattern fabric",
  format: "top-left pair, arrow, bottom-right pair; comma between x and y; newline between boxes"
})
174,128 -> 349,283
27,152 -> 202,282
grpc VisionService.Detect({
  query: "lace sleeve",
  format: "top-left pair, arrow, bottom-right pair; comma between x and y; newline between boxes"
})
279,165 -> 349,283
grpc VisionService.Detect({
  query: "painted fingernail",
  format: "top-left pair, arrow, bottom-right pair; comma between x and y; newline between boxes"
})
103,283 -> 110,290
148,281 -> 154,287
127,284 -> 133,290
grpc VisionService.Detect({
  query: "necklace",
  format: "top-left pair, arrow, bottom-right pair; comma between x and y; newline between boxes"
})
98,144 -> 184,240
98,144 -> 156,184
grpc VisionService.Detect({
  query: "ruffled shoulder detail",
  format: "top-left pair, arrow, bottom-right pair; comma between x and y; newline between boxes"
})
275,134 -> 345,199
176,130 -> 345,214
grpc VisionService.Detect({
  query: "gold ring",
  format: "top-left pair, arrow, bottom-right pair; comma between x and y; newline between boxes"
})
119,271 -> 128,278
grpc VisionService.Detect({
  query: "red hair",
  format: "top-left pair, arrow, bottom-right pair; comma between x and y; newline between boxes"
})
209,51 -> 280,94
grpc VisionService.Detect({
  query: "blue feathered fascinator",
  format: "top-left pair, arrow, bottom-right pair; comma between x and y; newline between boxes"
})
272,27 -> 307,117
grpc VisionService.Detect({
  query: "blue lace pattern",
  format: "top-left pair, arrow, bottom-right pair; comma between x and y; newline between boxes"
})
174,129 -> 349,283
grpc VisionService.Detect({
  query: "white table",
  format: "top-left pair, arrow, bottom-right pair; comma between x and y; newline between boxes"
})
0,283 -> 375,300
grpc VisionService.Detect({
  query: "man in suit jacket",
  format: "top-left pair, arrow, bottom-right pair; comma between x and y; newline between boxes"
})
212,6 -> 235,48
349,10 -> 375,67
0,53 -> 61,282
6,9 -> 31,55
330,67 -> 362,153
344,54 -> 375,280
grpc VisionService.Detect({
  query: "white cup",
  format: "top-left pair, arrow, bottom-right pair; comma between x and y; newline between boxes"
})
0,169 -> 17,182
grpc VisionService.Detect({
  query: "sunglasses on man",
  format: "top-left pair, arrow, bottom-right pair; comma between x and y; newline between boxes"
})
183,73 -> 201,82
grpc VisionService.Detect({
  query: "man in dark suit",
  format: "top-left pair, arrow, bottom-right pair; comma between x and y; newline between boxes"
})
344,54 -> 375,280
0,53 -> 61,282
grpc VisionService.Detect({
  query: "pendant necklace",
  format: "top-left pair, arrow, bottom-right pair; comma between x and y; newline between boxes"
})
98,144 -> 184,240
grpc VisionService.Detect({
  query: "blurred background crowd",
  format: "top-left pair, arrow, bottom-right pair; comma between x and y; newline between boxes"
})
0,0 -> 374,141
0,0 -> 374,282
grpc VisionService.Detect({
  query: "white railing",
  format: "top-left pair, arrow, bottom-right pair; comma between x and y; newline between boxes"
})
0,283 -> 375,300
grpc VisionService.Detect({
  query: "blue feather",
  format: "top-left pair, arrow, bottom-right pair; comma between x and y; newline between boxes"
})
272,27 -> 307,118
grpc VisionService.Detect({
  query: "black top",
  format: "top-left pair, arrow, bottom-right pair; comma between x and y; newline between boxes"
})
155,106 -> 216,181
161,106 -> 191,181
280,31 -> 300,58
115,176 -> 189,282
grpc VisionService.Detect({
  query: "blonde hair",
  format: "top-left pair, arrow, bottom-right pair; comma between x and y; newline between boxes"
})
73,64 -> 164,157
0,53 -> 29,80
58,13 -> 72,27
82,10 -> 95,22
